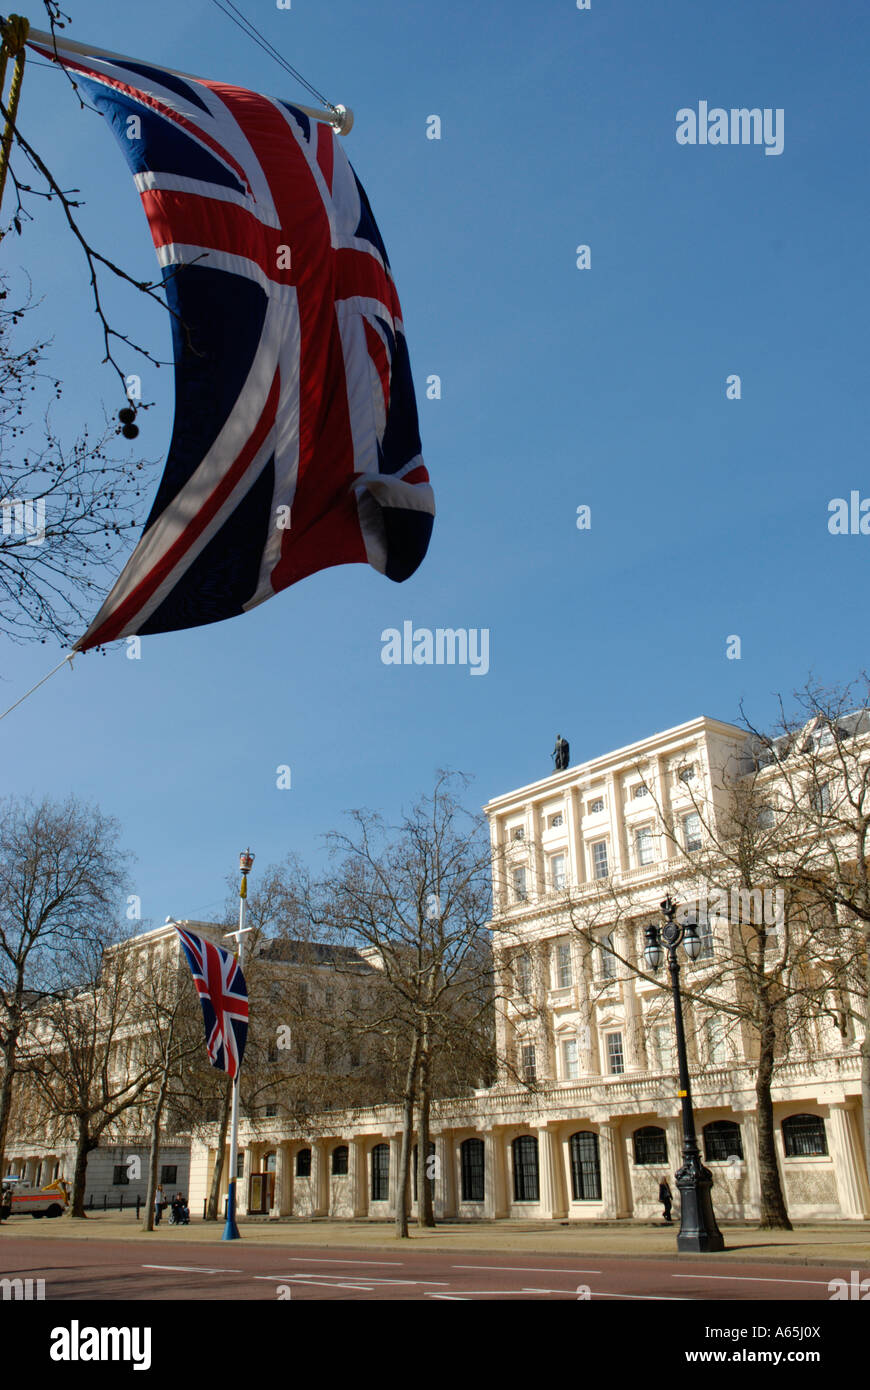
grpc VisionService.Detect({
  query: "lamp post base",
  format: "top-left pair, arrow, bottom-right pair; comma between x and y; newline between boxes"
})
675,1160 -> 725,1252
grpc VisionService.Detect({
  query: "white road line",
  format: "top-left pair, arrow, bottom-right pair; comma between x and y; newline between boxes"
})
427,1294 -> 470,1301
253,1274 -> 449,1287
453,1264 -> 602,1274
142,1264 -> 241,1274
255,1275 -> 374,1291
266,1256 -> 403,1266
671,1273 -> 835,1286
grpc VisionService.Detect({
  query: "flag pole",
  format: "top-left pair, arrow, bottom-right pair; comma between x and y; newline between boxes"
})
24,26 -> 353,134
222,848 -> 254,1241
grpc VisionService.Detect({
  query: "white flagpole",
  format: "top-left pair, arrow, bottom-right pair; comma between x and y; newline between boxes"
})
25,27 -> 354,134
222,848 -> 254,1241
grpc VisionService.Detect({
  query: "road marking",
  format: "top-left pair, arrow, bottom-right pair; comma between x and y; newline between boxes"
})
427,1294 -> 470,1301
267,1256 -> 403,1266
671,1273 -> 834,1286
453,1264 -> 601,1275
142,1264 -> 240,1274
253,1274 -> 449,1287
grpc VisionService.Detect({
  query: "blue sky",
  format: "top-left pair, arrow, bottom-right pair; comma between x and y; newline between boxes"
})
2,0 -> 868,926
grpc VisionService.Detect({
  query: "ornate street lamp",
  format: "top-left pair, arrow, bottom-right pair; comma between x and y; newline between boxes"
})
644,895 -> 725,1253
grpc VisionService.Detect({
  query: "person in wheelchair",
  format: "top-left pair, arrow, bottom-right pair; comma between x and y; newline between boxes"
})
169,1192 -> 190,1225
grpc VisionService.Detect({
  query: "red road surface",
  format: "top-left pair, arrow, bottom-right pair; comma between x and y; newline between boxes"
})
0,1235 -> 859,1300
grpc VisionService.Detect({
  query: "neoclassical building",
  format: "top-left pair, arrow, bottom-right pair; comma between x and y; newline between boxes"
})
186,715 -> 868,1224
6,715 -> 869,1223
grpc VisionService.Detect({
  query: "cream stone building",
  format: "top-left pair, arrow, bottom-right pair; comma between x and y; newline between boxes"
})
6,715 -> 869,1224
187,715 -> 869,1225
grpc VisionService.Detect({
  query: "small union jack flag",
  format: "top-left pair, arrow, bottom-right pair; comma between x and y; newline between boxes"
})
29,37 -> 434,650
175,927 -> 249,1078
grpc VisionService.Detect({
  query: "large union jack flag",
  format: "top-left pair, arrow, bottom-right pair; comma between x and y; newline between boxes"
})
175,927 -> 249,1078
29,37 -> 434,651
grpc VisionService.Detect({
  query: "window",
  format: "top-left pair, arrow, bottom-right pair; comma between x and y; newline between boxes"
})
371,1142 -> 390,1200
324,989 -> 335,1011
514,951 -> 532,998
653,1024 -> 674,1071
511,866 -> 528,903
782,1114 -> 828,1158
512,1136 -> 539,1202
703,1120 -> 743,1162
460,1137 -> 485,1202
331,1145 -> 349,1175
705,1017 -> 727,1064
265,1104 -> 277,1117
678,764 -> 696,784
294,1038 -> 308,1064
112,1165 -> 130,1186
598,932 -> 617,981
757,805 -> 775,830
563,1037 -> 580,1080
633,783 -> 649,799
555,940 -> 573,989
588,797 -> 605,814
521,1043 -> 537,1083
810,782 -> 832,815
511,825 -> 525,841
550,812 -> 564,828
591,840 -> 609,879
633,1125 -> 668,1165
295,1147 -> 312,1178
683,812 -> 702,852
694,916 -> 715,961
267,1042 -> 279,1064
549,853 -> 567,891
606,1032 -> 624,1075
236,1153 -> 245,1179
569,1131 -> 602,1201
635,826 -> 655,866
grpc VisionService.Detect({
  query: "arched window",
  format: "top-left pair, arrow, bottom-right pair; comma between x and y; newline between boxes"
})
782,1114 -> 828,1158
703,1120 -> 743,1162
512,1135 -> 539,1202
569,1131 -> 601,1201
633,1125 -> 668,1166
295,1147 -> 311,1178
371,1143 -> 390,1201
331,1145 -> 349,1176
460,1138 -> 485,1203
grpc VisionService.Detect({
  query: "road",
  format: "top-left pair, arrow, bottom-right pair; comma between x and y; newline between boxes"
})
0,1235 -> 855,1300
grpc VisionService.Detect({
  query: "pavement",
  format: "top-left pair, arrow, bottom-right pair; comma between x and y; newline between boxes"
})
3,1214 -> 868,1266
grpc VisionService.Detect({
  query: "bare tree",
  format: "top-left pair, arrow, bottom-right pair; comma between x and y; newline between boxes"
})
301,773 -> 498,1236
0,794 -> 128,1184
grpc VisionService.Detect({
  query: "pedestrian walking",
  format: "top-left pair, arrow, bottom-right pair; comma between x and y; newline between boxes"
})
659,1175 -> 673,1224
154,1183 -> 166,1226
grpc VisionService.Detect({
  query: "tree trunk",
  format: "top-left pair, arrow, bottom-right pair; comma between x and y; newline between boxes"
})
206,1077 -> 233,1221
143,1068 -> 171,1232
395,1035 -> 420,1238
0,1018 -> 21,1185
755,998 -> 792,1230
69,1119 -> 96,1219
417,1040 -> 435,1228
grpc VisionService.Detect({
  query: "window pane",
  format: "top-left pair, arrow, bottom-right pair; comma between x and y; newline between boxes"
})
331,1145 -> 349,1176
782,1114 -> 828,1157
592,841 -> 609,879
550,854 -> 567,890
563,1038 -> 579,1079
460,1138 -> 485,1202
606,1032 -> 624,1074
683,812 -> 702,851
556,941 -> 572,988
521,1044 -> 537,1083
512,1136 -> 539,1202
295,1148 -> 311,1177
569,1131 -> 601,1201
633,1126 -> 668,1165
703,1121 -> 743,1162
512,867 -> 527,902
371,1143 -> 390,1200
636,827 -> 654,865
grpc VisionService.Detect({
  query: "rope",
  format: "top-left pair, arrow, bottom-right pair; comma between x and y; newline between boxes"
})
0,651 -> 74,724
0,13 -> 29,217
208,0 -> 337,112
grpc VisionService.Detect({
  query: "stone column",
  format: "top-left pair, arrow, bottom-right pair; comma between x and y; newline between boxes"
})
312,1140 -> 329,1217
566,786 -> 584,887
272,1143 -> 290,1218
827,1104 -> 870,1219
389,1135 -> 403,1216
598,1121 -> 622,1218
485,1129 -> 508,1218
25,1157 -> 39,1185
539,1127 -> 566,1218
240,1144 -> 255,1214
605,773 -> 626,873
739,1110 -> 762,1221
349,1138 -> 367,1218
435,1133 -> 456,1219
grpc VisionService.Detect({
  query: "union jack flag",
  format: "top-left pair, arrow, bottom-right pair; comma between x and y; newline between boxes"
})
29,37 -> 434,651
175,927 -> 249,1078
